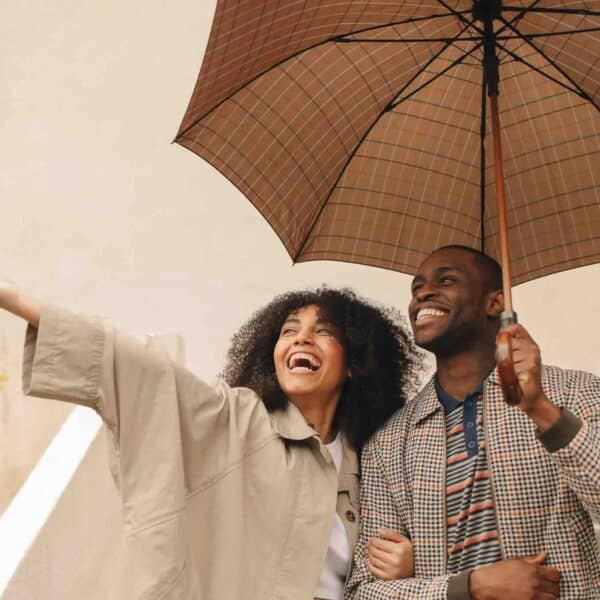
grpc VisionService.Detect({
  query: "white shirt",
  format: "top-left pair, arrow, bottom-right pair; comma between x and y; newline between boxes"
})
314,433 -> 352,599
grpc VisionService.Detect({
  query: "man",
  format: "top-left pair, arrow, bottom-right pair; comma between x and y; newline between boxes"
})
346,245 -> 600,599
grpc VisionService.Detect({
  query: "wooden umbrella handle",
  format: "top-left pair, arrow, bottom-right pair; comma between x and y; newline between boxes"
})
496,329 -> 522,406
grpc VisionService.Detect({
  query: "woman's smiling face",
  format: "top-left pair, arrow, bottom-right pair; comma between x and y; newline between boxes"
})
273,304 -> 349,405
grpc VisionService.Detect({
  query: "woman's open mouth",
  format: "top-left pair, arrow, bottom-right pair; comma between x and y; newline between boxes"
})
286,352 -> 321,373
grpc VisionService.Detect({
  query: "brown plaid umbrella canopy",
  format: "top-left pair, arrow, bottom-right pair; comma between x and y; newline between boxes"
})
175,0 -> 600,289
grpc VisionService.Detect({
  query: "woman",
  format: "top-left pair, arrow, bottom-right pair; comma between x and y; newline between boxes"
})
5,283 -> 420,599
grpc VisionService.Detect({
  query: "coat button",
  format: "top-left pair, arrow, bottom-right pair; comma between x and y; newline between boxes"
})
345,510 -> 356,523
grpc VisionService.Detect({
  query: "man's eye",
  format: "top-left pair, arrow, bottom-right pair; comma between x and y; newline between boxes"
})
440,277 -> 455,284
411,284 -> 422,295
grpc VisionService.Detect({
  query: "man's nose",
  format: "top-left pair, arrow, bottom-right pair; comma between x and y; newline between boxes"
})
415,282 -> 437,301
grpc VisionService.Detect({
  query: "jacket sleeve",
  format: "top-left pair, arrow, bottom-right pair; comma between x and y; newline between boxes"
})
542,370 -> 600,522
21,304 -> 271,525
345,437 -> 455,600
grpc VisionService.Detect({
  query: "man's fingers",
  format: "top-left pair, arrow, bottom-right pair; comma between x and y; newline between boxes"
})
378,529 -> 410,544
501,323 -> 531,340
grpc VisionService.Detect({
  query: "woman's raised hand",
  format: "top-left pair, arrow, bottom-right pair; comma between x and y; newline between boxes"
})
0,278 -> 40,327
366,529 -> 414,580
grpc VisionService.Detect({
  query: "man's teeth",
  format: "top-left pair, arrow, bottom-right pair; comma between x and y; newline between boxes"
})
416,308 -> 447,321
288,353 -> 321,371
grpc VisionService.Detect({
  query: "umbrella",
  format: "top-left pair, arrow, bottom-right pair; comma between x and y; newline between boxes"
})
175,0 -> 600,403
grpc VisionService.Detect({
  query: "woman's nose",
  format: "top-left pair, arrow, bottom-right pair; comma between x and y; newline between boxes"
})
293,330 -> 313,345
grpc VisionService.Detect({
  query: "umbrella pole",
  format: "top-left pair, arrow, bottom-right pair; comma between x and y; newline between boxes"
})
489,92 -> 514,315
481,1 -> 522,405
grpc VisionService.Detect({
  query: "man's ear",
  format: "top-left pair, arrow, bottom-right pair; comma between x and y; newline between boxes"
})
485,289 -> 504,318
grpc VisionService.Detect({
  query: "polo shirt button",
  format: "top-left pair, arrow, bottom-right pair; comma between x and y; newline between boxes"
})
467,441 -> 476,449
345,510 -> 356,523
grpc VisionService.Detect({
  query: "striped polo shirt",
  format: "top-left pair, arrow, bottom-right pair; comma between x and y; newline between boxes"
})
435,378 -> 503,572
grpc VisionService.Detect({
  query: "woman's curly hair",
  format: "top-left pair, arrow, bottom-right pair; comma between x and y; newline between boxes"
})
222,287 -> 422,452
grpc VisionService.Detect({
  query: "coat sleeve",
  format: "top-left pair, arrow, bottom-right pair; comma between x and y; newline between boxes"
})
543,370 -> 600,522
21,304 -> 271,527
344,437 -> 454,600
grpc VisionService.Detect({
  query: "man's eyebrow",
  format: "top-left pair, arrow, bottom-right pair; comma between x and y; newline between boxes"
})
434,266 -> 463,275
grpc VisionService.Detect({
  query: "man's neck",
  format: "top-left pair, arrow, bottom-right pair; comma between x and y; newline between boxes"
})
436,347 -> 495,402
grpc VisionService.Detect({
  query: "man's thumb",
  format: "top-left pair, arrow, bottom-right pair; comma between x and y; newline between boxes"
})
522,551 -> 546,565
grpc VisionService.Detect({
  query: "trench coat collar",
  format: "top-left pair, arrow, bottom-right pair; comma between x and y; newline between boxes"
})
270,400 -> 317,441
340,436 -> 359,476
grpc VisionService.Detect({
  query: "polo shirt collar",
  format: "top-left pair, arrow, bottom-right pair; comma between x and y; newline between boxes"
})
434,367 -> 495,415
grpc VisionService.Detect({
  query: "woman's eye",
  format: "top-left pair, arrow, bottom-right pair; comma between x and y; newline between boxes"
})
316,328 -> 332,335
281,328 -> 296,336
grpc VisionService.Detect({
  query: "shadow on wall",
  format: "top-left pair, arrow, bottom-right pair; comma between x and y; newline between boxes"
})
2,430 -> 121,600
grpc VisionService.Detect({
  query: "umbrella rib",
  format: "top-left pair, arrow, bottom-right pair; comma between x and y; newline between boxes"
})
498,15 -> 599,111
493,40 -> 588,99
292,21 -> 478,261
390,42 -> 482,109
339,27 -> 600,43
175,10 -> 471,140
503,6 -> 600,17
434,0 -> 544,41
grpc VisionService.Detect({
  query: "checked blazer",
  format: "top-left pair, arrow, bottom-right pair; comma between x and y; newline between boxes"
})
346,366 -> 600,599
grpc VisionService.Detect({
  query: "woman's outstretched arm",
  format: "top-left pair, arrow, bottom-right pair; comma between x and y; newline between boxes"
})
0,280 -> 40,327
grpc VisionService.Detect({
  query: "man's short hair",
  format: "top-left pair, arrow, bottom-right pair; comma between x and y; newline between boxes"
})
434,245 -> 503,292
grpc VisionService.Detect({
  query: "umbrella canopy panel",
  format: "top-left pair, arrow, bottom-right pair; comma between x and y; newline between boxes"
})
177,0 -> 600,285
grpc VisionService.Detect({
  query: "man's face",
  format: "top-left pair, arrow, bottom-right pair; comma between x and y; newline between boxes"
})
408,248 -> 493,355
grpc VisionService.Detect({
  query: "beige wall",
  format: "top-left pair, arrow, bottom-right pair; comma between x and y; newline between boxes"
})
1,1 -> 599,597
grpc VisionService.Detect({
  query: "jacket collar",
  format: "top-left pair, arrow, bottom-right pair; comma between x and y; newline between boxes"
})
270,401 -> 317,441
341,435 -> 359,475
271,402 -> 359,473
413,378 -> 442,425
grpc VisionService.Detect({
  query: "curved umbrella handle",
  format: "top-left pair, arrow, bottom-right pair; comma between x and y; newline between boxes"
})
496,329 -> 522,406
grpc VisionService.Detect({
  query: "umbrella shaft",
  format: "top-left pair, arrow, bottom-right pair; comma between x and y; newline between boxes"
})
489,92 -> 513,312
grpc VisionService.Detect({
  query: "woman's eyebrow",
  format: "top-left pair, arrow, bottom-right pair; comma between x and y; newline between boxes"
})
281,316 -> 300,325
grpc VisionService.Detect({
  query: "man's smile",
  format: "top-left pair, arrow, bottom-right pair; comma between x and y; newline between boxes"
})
415,307 -> 449,323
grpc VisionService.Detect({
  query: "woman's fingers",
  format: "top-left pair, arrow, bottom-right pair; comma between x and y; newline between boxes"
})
367,559 -> 391,580
367,551 -> 391,570
378,529 -> 410,544
368,542 -> 394,564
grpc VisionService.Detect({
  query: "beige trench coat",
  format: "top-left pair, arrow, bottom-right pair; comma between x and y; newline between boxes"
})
22,305 -> 360,599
